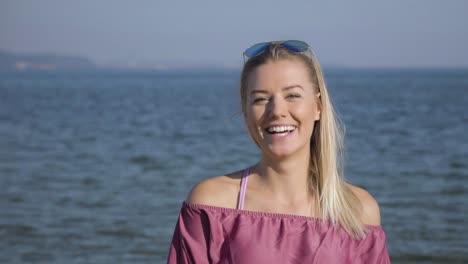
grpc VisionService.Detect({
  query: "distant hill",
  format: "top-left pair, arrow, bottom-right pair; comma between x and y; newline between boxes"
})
0,51 -> 96,72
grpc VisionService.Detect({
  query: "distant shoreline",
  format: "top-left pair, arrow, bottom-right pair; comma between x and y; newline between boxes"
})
0,50 -> 96,72
1,50 -> 467,74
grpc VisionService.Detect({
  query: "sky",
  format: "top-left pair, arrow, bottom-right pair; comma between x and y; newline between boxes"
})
1,0 -> 468,69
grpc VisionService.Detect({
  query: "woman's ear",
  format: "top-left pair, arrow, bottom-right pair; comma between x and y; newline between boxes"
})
315,93 -> 321,121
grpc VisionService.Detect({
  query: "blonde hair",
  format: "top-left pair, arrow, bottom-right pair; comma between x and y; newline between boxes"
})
240,44 -> 368,239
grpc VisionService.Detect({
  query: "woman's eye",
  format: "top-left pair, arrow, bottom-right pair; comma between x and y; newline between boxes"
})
286,94 -> 301,99
253,97 -> 268,103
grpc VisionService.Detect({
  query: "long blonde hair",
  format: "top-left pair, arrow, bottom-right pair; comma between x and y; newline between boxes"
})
240,43 -> 367,239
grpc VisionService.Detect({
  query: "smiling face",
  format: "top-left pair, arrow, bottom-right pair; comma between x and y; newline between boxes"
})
244,59 -> 321,159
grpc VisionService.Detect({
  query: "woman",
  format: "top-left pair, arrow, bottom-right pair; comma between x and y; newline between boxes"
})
167,40 -> 391,263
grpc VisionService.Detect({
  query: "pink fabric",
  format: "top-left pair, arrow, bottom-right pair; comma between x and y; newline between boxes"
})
167,202 -> 391,263
237,168 -> 249,210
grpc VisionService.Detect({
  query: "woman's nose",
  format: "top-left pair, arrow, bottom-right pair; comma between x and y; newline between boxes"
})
267,97 -> 287,118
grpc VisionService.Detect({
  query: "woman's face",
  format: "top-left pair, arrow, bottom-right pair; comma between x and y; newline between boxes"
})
244,59 -> 321,159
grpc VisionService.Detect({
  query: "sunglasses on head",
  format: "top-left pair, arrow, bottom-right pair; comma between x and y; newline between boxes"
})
243,40 -> 312,64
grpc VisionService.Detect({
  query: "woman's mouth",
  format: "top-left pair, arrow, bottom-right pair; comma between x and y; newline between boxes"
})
265,125 -> 297,137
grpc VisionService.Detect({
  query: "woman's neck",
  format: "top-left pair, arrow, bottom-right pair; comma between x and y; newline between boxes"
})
254,151 -> 312,204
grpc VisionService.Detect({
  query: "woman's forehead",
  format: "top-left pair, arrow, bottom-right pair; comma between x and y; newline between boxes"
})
246,59 -> 314,91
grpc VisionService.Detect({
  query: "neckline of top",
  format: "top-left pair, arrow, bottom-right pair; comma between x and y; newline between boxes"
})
182,201 -> 384,231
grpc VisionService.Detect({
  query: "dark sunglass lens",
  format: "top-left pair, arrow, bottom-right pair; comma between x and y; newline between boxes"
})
281,40 -> 309,52
245,42 -> 270,58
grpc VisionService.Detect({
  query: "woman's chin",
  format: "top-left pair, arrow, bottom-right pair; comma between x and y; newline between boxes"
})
262,146 -> 298,159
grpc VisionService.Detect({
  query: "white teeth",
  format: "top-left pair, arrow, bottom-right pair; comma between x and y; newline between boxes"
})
267,125 -> 296,133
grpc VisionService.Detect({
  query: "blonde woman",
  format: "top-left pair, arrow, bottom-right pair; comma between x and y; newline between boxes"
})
168,40 -> 391,263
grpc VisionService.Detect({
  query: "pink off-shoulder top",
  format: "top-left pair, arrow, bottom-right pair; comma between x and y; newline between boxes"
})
167,168 -> 391,263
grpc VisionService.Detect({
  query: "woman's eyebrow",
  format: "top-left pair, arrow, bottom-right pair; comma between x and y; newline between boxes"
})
250,89 -> 269,94
283,85 -> 304,91
250,85 -> 304,94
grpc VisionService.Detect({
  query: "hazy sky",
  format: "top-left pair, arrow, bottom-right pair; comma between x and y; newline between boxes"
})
1,0 -> 467,68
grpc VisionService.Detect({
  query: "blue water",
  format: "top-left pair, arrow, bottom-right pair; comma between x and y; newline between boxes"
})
1,68 -> 467,263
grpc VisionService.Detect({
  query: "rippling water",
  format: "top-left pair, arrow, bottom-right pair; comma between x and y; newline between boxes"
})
1,69 -> 467,263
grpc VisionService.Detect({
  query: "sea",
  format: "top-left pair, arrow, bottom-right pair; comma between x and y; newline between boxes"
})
1,68 -> 467,263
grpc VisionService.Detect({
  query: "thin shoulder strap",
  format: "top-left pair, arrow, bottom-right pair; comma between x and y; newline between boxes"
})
238,167 -> 250,210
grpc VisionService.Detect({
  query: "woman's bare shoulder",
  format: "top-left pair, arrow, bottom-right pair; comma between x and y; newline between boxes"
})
345,183 -> 382,226
185,170 -> 243,209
